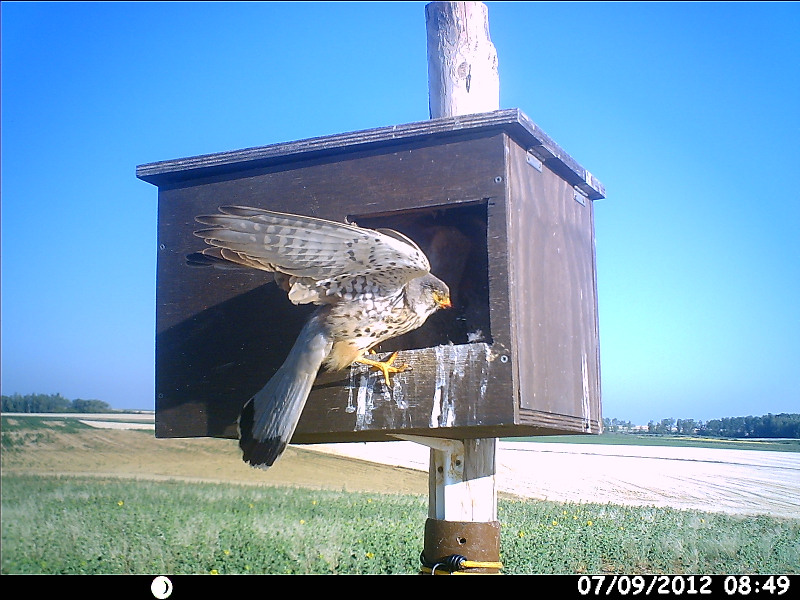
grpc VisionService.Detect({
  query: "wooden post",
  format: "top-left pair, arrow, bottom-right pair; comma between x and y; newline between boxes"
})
416,1 -> 501,574
426,1 -> 499,119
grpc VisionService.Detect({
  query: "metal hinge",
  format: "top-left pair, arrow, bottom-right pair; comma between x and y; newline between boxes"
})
525,150 -> 543,172
574,186 -> 588,207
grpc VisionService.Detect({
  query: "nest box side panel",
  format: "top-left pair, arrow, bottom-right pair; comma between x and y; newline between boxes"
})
505,139 -> 602,434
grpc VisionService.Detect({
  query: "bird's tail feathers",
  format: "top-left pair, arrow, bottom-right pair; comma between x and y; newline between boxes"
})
239,316 -> 331,469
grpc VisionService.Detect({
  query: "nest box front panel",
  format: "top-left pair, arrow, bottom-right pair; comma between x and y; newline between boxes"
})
154,132 -> 516,440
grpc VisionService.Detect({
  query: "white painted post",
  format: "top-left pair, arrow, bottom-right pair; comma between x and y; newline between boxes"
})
427,438 -> 497,522
417,1 -> 501,573
395,434 -> 497,522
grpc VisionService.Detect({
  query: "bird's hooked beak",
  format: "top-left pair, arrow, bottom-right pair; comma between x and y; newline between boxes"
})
433,291 -> 452,309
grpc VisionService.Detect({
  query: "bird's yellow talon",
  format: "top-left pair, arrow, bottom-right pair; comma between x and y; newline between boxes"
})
356,352 -> 409,385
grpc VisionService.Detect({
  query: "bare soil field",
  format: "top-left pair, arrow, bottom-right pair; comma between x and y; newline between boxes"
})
2,416 -> 799,519
0,419 -> 429,497
311,441 -> 800,519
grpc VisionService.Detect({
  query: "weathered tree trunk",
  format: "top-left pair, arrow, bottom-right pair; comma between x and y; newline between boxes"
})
426,1 -> 499,119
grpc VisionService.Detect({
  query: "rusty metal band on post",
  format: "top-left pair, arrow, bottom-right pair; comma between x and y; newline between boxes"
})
421,518 -> 502,574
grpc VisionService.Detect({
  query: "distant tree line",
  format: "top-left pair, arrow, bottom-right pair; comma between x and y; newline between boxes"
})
1,393 -> 113,414
698,414 -> 800,438
603,413 -> 800,439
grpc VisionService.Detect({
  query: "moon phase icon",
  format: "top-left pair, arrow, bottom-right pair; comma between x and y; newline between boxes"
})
151,576 -> 173,599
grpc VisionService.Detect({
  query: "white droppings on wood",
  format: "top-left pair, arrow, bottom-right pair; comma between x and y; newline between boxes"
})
345,366 -> 360,414
354,371 -> 374,430
391,375 -> 407,410
430,343 -> 491,428
344,343 -> 492,431
429,386 -> 443,429
581,351 -> 592,432
347,359 -> 409,430
478,345 -> 490,408
432,346 -> 456,428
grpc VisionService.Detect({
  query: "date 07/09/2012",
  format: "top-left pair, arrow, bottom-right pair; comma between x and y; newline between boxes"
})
577,575 -> 791,596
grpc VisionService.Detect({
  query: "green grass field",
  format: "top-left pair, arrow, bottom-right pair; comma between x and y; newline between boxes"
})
2,473 -> 798,575
1,415 -> 799,574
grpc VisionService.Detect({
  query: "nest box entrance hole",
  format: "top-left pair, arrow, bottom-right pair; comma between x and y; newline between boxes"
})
349,199 -> 491,354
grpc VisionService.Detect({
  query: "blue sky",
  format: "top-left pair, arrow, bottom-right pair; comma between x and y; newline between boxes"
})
2,2 -> 798,425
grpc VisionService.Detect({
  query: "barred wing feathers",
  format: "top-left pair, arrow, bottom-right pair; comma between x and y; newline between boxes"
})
193,206 -> 430,304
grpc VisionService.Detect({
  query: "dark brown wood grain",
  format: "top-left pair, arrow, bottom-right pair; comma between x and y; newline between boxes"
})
506,141 -> 602,434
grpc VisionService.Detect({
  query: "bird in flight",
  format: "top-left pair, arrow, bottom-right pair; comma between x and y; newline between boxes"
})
192,206 -> 452,468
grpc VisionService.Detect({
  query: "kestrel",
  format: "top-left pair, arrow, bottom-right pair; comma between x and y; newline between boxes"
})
192,206 -> 452,469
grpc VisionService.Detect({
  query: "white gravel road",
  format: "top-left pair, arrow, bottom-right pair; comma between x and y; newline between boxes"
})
309,440 -> 800,519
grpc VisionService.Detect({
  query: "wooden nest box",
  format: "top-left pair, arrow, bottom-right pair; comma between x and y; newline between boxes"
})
137,108 -> 605,443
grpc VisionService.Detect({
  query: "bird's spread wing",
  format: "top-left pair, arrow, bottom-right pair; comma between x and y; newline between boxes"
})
192,206 -> 430,304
